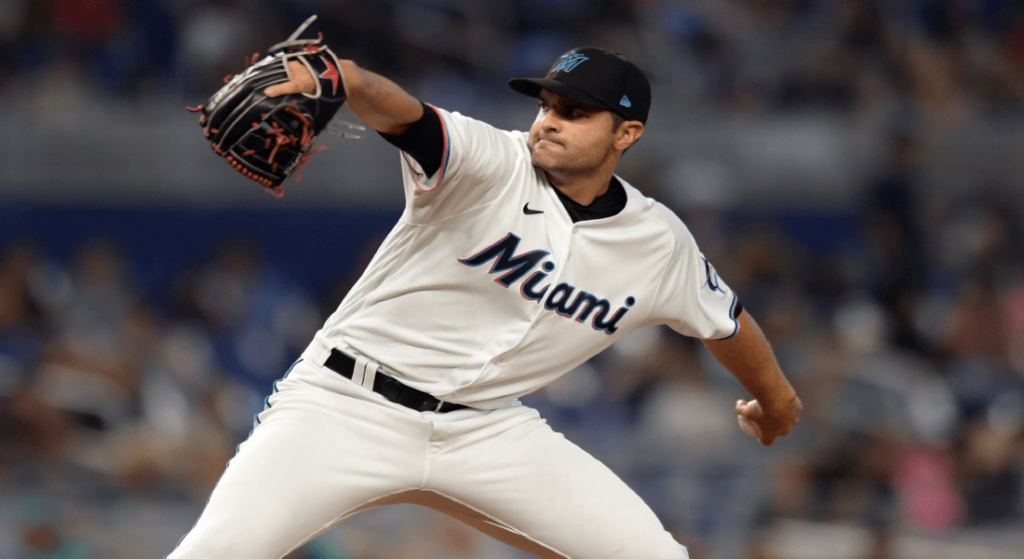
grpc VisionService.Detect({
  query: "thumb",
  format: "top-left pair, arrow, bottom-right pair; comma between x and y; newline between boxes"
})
736,399 -> 764,421
736,400 -> 765,443
265,81 -> 304,98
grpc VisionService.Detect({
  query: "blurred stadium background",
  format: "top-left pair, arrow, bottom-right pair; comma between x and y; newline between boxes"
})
2,1 -> 1024,558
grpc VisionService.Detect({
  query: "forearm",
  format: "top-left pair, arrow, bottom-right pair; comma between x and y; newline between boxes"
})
339,60 -> 423,136
702,311 -> 796,410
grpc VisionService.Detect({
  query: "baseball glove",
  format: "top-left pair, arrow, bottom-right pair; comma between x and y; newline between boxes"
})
187,15 -> 362,197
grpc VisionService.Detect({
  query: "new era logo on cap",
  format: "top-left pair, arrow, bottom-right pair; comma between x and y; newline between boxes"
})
508,47 -> 651,124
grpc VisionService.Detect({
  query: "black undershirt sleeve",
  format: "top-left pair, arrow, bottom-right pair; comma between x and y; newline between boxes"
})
378,102 -> 445,178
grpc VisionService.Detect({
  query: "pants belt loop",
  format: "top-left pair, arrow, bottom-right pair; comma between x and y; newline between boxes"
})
363,357 -> 379,390
353,355 -> 378,390
351,355 -> 367,387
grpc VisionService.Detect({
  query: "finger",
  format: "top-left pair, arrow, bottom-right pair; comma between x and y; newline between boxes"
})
265,81 -> 304,98
737,414 -> 761,440
737,399 -> 764,421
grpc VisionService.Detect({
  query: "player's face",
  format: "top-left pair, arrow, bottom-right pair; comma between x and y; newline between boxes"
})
528,89 -> 619,176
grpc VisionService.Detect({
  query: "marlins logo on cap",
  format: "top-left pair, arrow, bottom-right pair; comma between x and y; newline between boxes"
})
509,47 -> 651,124
550,51 -> 590,73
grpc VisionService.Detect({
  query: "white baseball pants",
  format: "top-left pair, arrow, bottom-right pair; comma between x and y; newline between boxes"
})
167,358 -> 688,558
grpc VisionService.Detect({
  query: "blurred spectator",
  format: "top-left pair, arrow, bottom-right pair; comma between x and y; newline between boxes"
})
1,0 -> 1021,132
172,238 -> 321,390
861,131 -> 928,354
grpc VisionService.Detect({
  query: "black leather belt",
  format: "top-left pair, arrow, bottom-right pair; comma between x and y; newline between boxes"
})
324,349 -> 468,413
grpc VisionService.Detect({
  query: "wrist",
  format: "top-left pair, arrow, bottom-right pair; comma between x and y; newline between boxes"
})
757,382 -> 798,412
338,60 -> 362,97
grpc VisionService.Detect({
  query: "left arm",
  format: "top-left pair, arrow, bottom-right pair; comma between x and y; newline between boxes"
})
702,311 -> 802,445
266,59 -> 423,136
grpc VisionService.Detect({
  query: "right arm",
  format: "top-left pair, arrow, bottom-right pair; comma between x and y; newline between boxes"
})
265,59 -> 423,136
702,311 -> 802,446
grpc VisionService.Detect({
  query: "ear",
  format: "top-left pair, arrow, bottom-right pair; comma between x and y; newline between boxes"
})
614,121 -> 644,151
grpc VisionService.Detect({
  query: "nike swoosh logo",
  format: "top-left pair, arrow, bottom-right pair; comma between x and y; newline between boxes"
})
523,203 -> 543,215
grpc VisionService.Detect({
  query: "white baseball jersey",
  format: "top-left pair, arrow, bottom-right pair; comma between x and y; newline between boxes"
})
303,106 -> 739,410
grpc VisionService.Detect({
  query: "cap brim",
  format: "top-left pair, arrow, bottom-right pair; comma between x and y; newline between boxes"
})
508,77 -> 612,112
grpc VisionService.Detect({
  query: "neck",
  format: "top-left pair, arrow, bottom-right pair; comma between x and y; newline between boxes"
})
545,160 -> 619,206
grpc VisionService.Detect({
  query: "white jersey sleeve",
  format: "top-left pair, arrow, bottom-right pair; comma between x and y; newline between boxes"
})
398,105 -> 530,224
650,209 -> 740,340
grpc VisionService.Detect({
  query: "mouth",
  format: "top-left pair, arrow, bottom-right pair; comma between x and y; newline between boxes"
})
533,137 -> 562,149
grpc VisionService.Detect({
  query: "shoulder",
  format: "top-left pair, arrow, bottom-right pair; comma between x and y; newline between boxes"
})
430,106 -> 530,143
427,106 -> 533,169
619,179 -> 695,243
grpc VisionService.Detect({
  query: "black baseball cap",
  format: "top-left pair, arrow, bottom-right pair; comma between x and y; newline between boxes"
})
509,47 -> 651,124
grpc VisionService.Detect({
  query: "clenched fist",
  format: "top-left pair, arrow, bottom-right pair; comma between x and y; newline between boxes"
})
736,397 -> 802,446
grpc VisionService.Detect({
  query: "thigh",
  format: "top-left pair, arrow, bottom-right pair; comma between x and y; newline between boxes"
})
168,361 -> 430,559
430,408 -> 689,559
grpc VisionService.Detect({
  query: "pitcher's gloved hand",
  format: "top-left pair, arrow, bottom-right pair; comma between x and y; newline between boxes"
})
187,15 -> 361,197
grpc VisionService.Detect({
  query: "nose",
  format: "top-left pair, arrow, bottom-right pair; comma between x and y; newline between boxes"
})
536,107 -> 560,133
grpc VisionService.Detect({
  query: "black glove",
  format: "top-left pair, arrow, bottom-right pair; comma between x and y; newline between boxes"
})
188,15 -> 356,197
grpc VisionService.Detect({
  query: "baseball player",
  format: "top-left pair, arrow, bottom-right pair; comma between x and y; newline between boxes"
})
169,46 -> 802,558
